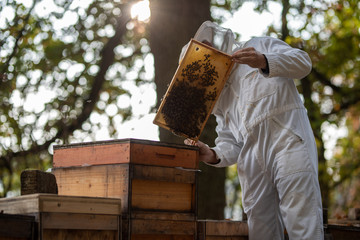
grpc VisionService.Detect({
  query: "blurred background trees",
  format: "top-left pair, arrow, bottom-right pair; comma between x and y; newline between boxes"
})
1,0 -> 145,197
1,0 -> 359,219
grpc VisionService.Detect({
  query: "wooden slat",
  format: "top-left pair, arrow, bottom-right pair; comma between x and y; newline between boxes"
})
205,237 -> 248,240
53,142 -> 130,168
42,229 -> 117,240
131,179 -> 193,212
130,143 -> 198,169
131,165 -> 196,183
0,236 -> 29,240
130,212 -> 195,221
53,138 -> 197,151
121,213 -> 196,240
39,195 -> 121,215
0,194 -> 41,214
53,139 -> 198,168
327,224 -> 360,240
53,165 -> 130,213
131,234 -> 194,240
41,212 -> 119,230
130,219 -> 196,235
197,220 -> 249,240
0,194 -> 121,215
204,220 -> 248,236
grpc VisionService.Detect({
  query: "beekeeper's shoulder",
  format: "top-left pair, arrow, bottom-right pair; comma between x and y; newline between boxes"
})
246,36 -> 279,45
243,36 -> 266,48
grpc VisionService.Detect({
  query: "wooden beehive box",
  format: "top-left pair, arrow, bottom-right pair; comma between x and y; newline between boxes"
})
0,194 -> 122,240
327,218 -> 360,240
52,139 -> 199,217
197,220 -> 249,240
122,212 -> 196,240
153,39 -> 234,140
0,213 -> 35,240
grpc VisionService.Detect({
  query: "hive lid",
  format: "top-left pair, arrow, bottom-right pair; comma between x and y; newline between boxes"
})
153,39 -> 234,140
52,138 -> 199,169
0,194 -> 122,215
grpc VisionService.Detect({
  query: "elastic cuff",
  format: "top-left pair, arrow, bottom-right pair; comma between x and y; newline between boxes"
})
261,54 -> 270,75
263,53 -> 278,78
205,148 -> 221,166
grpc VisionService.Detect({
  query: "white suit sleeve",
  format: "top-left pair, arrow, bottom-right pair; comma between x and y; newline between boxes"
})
208,109 -> 243,168
256,37 -> 312,79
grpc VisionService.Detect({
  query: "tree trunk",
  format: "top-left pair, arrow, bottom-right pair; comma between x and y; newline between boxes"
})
149,0 -> 226,219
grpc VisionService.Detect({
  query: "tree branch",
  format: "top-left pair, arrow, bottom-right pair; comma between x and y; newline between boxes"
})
64,4 -> 132,135
0,4 -> 132,171
281,0 -> 290,40
310,68 -> 360,117
0,0 -> 38,74
311,68 -> 342,93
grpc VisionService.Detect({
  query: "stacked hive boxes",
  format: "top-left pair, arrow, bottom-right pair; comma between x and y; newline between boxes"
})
0,194 -> 122,240
52,138 -> 199,240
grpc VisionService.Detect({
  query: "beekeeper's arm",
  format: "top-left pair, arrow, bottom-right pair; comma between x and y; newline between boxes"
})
184,107 -> 242,167
211,108 -> 243,167
232,37 -> 312,79
184,139 -> 219,164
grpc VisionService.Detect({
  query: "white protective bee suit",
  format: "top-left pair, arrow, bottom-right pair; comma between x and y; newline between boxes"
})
186,21 -> 324,240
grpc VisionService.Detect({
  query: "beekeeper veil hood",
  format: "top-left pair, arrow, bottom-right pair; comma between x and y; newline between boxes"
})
193,21 -> 235,54
179,21 -> 239,62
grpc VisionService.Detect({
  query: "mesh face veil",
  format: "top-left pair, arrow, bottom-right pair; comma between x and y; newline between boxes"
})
193,21 -> 235,54
179,21 -> 240,62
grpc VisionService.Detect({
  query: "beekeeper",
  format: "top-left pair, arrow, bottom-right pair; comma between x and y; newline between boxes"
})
183,21 -> 324,240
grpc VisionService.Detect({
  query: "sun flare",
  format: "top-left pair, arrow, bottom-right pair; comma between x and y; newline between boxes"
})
131,0 -> 151,22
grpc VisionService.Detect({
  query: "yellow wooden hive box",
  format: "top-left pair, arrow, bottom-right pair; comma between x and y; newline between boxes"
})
153,39 -> 234,140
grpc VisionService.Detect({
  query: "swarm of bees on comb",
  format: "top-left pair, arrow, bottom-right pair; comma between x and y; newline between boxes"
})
161,54 -> 219,138
153,39 -> 233,140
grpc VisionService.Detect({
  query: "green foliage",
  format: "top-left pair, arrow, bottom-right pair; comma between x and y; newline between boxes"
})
330,106 -> 360,214
305,1 -> 360,213
0,0 -> 152,197
210,0 -> 245,25
281,0 -> 360,215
